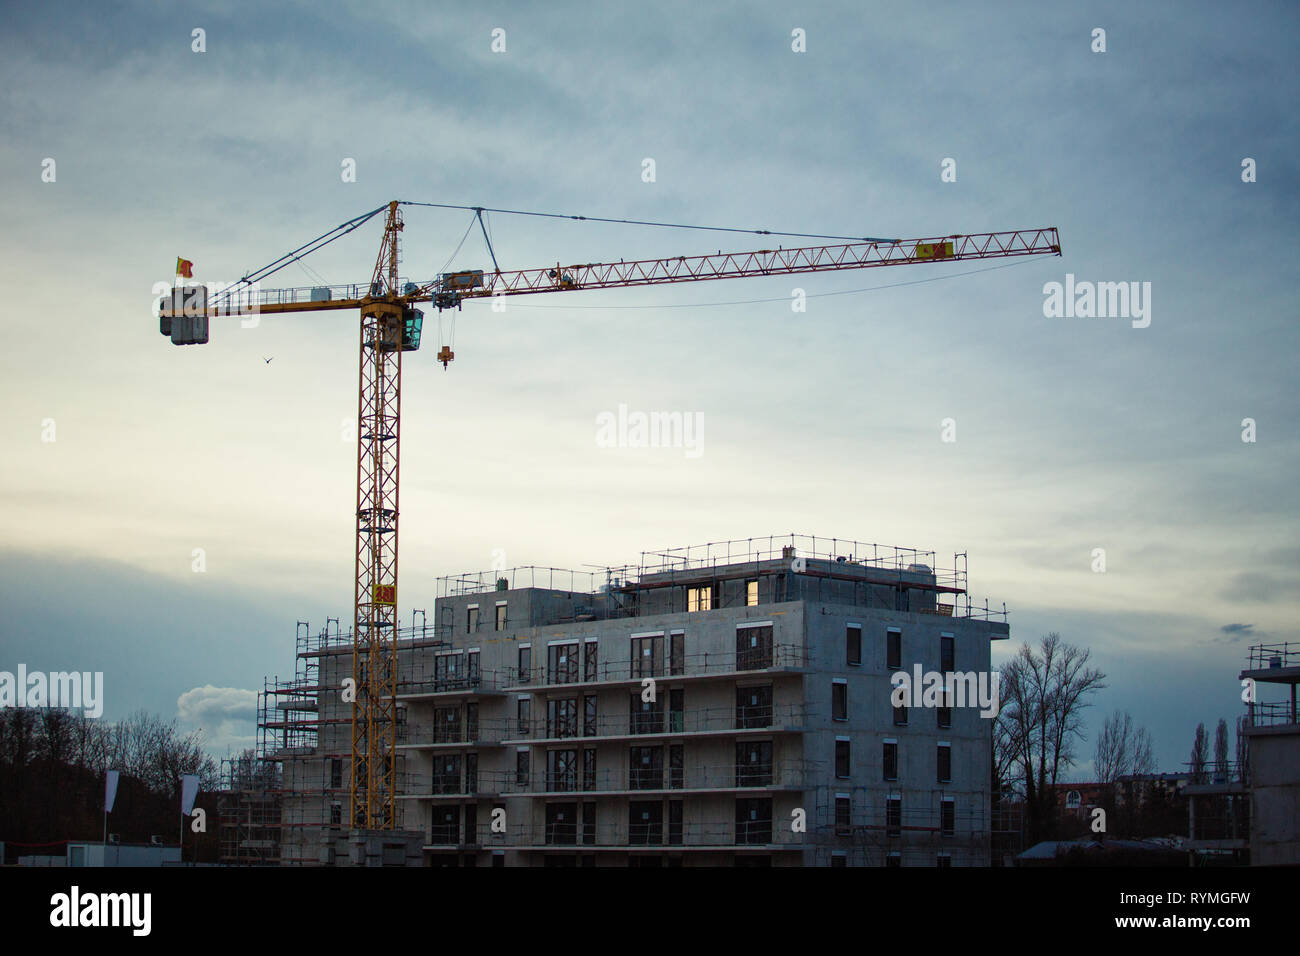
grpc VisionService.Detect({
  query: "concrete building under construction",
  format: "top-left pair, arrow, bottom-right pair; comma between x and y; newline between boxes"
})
220,534 -> 1010,866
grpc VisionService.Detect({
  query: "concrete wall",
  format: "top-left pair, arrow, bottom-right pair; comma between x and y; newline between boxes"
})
279,564 -> 1003,867
1248,731 -> 1300,865
800,602 -> 996,866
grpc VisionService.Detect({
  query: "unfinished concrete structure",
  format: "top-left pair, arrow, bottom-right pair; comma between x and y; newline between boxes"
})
1237,642 -> 1300,865
232,534 -> 1010,866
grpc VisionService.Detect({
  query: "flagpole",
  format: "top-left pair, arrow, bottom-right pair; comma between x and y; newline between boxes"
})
102,769 -> 118,846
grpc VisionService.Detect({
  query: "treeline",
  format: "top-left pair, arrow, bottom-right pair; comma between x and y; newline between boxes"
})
0,708 -> 221,862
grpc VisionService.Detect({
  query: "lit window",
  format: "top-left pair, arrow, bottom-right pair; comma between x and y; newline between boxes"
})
687,586 -> 712,612
746,580 -> 759,606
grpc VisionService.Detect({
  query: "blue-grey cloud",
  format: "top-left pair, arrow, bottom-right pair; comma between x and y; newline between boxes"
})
1,0 -> 1296,780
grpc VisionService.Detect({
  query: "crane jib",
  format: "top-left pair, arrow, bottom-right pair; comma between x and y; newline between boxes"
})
154,206 -> 1059,834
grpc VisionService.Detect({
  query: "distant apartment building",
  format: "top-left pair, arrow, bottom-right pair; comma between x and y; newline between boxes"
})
229,535 -> 1010,866
1048,774 -> 1190,843
1049,782 -> 1110,824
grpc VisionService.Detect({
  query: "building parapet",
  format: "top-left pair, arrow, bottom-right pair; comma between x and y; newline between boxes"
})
434,534 -> 1010,623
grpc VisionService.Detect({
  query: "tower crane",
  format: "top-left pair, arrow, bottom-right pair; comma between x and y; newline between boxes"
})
158,199 -> 1061,832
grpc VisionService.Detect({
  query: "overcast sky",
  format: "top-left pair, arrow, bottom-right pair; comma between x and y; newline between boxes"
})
1,0 -> 1297,772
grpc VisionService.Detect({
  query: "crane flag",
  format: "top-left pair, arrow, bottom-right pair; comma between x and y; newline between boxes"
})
176,257 -> 194,279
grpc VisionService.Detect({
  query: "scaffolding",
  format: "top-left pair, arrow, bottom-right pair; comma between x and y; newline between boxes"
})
217,755 -> 282,865
216,620 -> 342,865
812,788 -> 993,866
1184,759 -> 1250,865
434,533 -> 1009,624
219,616 -> 447,864
226,533 -> 1010,865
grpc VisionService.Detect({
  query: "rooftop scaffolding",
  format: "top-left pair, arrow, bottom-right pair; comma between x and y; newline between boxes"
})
435,533 -> 1008,621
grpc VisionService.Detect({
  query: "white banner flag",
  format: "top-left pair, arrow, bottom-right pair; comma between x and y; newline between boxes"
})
104,769 -> 119,813
180,774 -> 200,816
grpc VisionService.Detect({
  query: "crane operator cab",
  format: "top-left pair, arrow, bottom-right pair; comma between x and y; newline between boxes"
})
369,304 -> 423,353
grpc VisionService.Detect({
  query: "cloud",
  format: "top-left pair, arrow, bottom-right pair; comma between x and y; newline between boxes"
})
3,0 -> 1299,789
177,685 -> 258,756
177,685 -> 258,724
1216,622 -> 1264,645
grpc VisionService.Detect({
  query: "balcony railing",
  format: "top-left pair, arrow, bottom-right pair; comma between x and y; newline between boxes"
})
396,717 -> 510,746
1246,641 -> 1300,671
505,759 -> 812,795
499,702 -> 807,741
398,769 -> 512,797
504,643 -> 809,689
424,821 -> 806,849
398,669 -> 506,697
1244,700 -> 1299,730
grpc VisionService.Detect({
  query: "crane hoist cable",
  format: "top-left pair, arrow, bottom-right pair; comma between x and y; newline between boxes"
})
203,201 -> 901,319
399,200 -> 899,244
474,208 -> 501,274
206,204 -> 388,312
435,215 -> 478,277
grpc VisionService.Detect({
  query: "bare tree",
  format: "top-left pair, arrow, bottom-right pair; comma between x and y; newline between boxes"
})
1235,716 -> 1250,784
1213,718 -> 1230,778
993,706 -> 1024,798
103,710 -> 219,795
1094,710 -> 1156,784
1190,722 -> 1208,782
996,633 -> 1107,842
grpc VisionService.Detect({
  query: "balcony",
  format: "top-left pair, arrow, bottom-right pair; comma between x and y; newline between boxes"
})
505,642 -> 809,690
505,759 -> 812,796
397,769 -> 511,800
396,717 -> 508,747
397,668 -> 505,698
500,702 -> 807,744
457,822 -> 806,851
